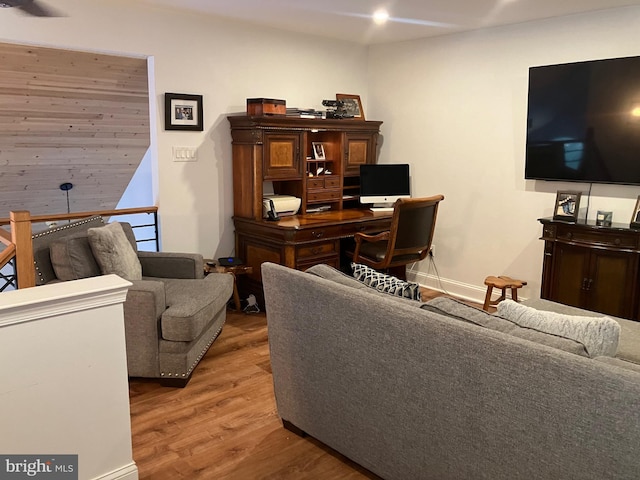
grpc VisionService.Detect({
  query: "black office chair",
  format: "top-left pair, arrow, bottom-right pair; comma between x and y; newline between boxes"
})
352,195 -> 444,280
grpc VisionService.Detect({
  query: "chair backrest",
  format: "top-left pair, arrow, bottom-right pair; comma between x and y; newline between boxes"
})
387,195 -> 444,259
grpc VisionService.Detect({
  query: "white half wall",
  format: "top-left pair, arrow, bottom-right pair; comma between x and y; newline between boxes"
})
0,275 -> 137,480
368,6 -> 640,302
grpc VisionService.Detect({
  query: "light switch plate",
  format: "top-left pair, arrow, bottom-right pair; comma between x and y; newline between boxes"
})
173,146 -> 197,162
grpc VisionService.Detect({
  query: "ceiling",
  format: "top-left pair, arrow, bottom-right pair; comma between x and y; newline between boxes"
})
141,0 -> 640,44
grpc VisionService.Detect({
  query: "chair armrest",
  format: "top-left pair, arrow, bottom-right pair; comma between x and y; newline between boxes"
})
354,231 -> 390,244
353,231 -> 390,261
137,251 -> 204,279
123,280 -> 166,378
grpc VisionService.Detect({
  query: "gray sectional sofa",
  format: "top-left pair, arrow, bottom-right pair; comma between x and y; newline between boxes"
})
262,262 -> 640,480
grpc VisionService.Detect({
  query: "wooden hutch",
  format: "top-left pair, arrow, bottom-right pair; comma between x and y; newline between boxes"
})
539,217 -> 640,321
228,115 -> 392,301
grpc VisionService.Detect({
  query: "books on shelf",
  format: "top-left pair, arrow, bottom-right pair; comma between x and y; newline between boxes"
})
286,108 -> 325,119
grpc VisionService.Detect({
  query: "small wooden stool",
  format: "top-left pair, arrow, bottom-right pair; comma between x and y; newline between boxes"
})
483,275 -> 527,311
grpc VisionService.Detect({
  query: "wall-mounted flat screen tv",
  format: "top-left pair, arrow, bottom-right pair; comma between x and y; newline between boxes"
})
525,55 -> 640,185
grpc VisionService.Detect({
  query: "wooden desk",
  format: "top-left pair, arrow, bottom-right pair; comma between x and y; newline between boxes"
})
234,209 -> 393,301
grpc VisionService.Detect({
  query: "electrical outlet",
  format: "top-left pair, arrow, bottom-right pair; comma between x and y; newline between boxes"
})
429,244 -> 435,257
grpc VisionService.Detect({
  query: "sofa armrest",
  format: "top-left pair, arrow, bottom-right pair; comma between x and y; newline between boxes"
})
137,251 -> 204,279
123,279 -> 166,378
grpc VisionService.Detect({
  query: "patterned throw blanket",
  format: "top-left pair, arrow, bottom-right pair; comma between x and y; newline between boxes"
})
497,299 -> 620,357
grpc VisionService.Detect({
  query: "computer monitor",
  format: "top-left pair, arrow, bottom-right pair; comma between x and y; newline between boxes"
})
359,164 -> 410,212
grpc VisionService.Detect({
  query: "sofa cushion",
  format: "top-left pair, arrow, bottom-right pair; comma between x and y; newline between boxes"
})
88,222 -> 142,281
497,299 -> 620,357
351,262 -> 421,301
160,274 -> 233,342
306,263 -> 423,309
423,297 -> 590,357
32,215 -> 105,285
49,234 -> 101,281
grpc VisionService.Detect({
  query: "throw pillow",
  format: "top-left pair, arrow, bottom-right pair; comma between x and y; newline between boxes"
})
496,299 -> 620,357
351,262 -> 421,301
87,222 -> 142,281
49,234 -> 102,281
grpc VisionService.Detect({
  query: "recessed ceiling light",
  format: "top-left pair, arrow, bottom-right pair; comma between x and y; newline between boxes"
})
373,9 -> 389,25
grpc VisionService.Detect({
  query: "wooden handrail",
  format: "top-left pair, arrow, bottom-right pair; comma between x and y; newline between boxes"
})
0,206 -> 158,226
0,206 -> 159,290
0,243 -> 16,270
0,228 -> 10,246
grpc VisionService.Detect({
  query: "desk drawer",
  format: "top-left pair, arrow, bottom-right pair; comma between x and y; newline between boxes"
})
307,189 -> 341,203
297,240 -> 338,259
297,255 -> 340,271
307,177 -> 325,189
307,176 -> 340,190
294,225 -> 344,242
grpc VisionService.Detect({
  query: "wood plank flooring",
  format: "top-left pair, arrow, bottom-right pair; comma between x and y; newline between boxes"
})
128,288 -> 461,479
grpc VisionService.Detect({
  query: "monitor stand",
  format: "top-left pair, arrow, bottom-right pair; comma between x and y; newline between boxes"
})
369,203 -> 394,212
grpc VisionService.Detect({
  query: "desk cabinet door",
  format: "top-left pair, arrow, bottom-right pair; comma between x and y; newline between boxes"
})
264,132 -> 302,179
344,132 -> 376,176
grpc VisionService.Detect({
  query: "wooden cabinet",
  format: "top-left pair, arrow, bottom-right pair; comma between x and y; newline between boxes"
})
228,115 -> 388,303
228,115 -> 382,219
539,218 -> 640,320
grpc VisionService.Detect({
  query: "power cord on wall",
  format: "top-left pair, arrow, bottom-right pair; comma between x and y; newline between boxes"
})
426,251 -> 450,296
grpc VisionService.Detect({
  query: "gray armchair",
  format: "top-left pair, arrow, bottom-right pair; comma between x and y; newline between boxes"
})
31,216 -> 233,387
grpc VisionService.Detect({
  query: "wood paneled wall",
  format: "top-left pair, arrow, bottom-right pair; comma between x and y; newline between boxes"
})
0,42 -> 150,217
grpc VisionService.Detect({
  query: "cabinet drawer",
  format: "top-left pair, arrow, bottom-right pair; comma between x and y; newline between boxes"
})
307,178 -> 324,189
307,175 -> 340,190
297,240 -> 338,259
556,226 -> 638,249
324,176 -> 340,188
307,189 -> 341,202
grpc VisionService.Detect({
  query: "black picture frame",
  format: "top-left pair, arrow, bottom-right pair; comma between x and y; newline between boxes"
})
553,190 -> 581,222
164,93 -> 203,131
630,196 -> 640,229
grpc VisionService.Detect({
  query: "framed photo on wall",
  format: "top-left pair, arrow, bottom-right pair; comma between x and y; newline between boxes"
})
630,196 -> 640,229
336,93 -> 365,120
164,92 -> 203,131
553,191 -> 581,222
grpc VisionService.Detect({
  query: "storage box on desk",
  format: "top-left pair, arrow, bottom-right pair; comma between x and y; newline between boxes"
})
247,98 -> 286,116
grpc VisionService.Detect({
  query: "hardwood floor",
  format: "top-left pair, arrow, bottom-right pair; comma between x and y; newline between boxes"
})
129,310 -> 383,479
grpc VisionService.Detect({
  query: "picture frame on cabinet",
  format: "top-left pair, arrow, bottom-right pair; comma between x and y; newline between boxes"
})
164,92 -> 203,131
312,142 -> 326,160
630,196 -> 640,229
336,93 -> 365,120
553,191 -> 581,222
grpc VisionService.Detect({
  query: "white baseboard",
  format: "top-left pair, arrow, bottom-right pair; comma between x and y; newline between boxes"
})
408,270 -> 487,304
94,463 -> 138,480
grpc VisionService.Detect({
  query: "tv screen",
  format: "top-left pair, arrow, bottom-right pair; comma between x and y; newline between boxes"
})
360,164 -> 410,211
525,55 -> 640,185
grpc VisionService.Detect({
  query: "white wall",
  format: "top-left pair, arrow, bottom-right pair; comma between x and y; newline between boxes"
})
0,0 -> 369,259
368,6 -> 640,301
